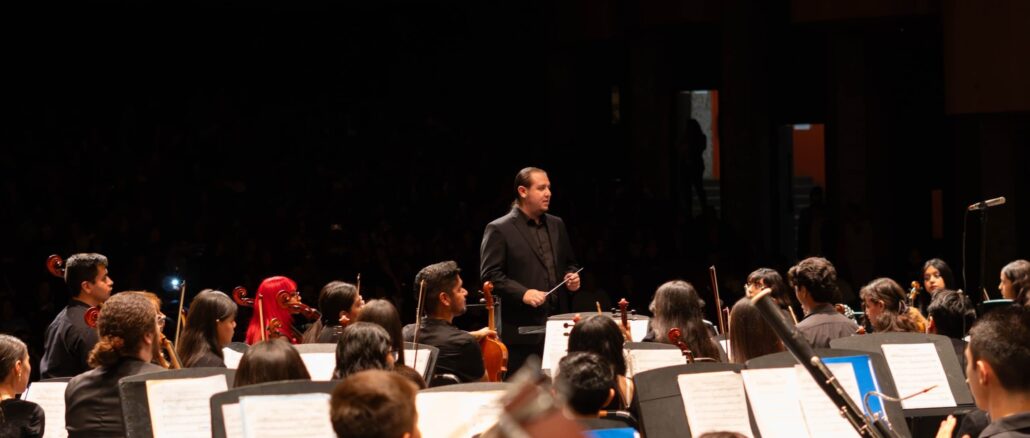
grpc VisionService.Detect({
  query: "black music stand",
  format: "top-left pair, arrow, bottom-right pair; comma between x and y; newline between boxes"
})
978,299 -> 1014,317
746,348 -> 912,437
210,379 -> 339,438
118,367 -> 236,438
403,341 -> 440,382
421,382 -> 513,393
632,363 -> 756,438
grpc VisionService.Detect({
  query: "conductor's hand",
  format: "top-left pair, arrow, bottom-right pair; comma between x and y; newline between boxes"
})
469,327 -> 497,341
564,272 -> 581,292
523,289 -> 548,307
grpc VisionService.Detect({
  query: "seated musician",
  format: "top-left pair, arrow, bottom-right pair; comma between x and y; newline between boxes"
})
645,280 -> 721,360
233,338 -> 311,387
330,369 -> 421,438
244,275 -> 302,344
355,299 -> 405,365
938,305 -> 1030,438
728,298 -> 783,364
567,315 -> 633,410
0,334 -> 43,438
788,257 -> 858,348
401,261 -> 492,383
41,253 -> 114,378
859,278 -> 927,333
746,268 -> 800,324
177,289 -> 238,368
301,281 -> 364,344
65,293 -> 164,437
925,289 -> 975,373
1000,260 -> 1030,305
335,322 -> 394,379
554,352 -> 627,431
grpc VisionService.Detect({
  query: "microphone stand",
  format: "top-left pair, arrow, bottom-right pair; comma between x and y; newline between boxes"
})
751,289 -> 898,438
978,206 -> 988,300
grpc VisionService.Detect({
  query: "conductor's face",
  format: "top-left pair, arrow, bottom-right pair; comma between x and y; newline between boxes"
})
519,171 -> 551,217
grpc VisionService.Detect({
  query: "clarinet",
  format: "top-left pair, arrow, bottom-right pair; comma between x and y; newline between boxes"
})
751,288 -> 898,438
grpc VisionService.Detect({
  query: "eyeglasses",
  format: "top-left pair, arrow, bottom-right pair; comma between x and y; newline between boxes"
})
156,314 -> 169,329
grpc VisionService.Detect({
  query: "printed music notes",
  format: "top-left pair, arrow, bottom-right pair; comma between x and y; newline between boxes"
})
239,393 -> 335,438
740,365 -> 863,438
146,375 -> 229,438
626,349 -> 687,378
880,343 -> 957,409
678,371 -> 753,437
24,381 -> 69,438
417,390 -> 506,438
403,347 -> 432,378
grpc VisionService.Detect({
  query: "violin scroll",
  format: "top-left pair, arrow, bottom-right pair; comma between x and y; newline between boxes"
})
232,286 -> 254,307
47,254 -> 66,278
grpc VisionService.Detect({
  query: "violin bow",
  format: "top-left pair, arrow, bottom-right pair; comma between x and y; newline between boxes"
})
174,280 -> 187,345
258,293 -> 267,342
412,279 -> 426,364
709,266 -> 726,335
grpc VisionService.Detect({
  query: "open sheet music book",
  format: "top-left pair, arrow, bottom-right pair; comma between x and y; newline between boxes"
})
880,343 -> 956,409
146,374 -> 229,438
416,390 -> 506,438
24,381 -> 69,438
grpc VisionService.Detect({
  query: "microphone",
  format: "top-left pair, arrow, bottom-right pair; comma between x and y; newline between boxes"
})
967,197 -> 1006,211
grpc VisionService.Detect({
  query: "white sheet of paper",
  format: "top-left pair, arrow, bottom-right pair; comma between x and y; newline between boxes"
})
23,382 -> 68,438
678,371 -> 753,437
825,362 -> 864,409
223,348 -> 244,369
146,374 -> 229,438
404,348 -> 432,378
221,403 -> 244,438
741,368 -> 810,438
719,339 -> 731,361
301,353 -> 337,381
794,365 -> 861,438
628,319 -> 649,342
240,393 -> 334,438
880,343 -> 957,409
625,349 -> 685,378
541,320 -> 572,374
417,391 -> 505,438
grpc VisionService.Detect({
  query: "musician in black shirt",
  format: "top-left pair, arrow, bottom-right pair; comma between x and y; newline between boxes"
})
0,334 -> 43,438
41,253 -> 114,378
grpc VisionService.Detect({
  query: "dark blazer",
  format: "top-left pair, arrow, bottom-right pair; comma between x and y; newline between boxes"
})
481,207 -> 578,345
65,357 -> 164,438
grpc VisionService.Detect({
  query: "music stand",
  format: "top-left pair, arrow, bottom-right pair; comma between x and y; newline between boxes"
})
632,363 -> 755,438
293,343 -> 335,354
745,348 -> 912,437
210,379 -> 339,438
403,341 -> 439,382
421,382 -> 513,393
118,367 -> 235,438
978,299 -> 1014,317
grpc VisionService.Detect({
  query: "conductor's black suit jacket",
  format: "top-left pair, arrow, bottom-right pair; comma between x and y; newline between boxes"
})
480,207 -> 578,345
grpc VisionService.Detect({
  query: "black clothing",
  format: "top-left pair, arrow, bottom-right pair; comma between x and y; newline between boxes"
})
316,325 -> 344,344
0,398 -> 45,438
981,412 -> 1030,438
403,318 -> 484,383
65,357 -> 164,438
186,350 -> 226,368
796,304 -> 859,348
40,300 -> 99,378
949,337 -> 969,376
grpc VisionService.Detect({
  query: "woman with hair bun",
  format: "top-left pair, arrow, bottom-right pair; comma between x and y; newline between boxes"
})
0,334 -> 43,438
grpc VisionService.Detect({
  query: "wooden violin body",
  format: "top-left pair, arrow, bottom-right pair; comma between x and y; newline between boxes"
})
480,281 -> 509,382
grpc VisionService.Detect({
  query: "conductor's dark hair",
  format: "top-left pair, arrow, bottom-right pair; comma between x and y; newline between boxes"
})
65,253 -> 109,296
555,352 -> 615,416
413,261 -> 461,316
788,257 -> 840,304
968,305 -> 1030,392
567,315 -> 627,376
926,289 -> 976,338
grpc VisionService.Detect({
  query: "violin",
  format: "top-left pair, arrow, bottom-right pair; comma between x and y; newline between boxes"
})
667,328 -> 695,363
616,298 -> 632,341
234,286 -> 287,342
479,281 -> 509,382
275,289 -> 321,321
46,254 -> 66,278
909,281 -> 923,305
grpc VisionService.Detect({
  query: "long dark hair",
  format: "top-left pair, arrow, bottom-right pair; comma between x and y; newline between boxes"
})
233,339 -> 311,387
728,298 -> 783,364
302,281 -> 360,343
354,299 -> 405,364
860,278 -> 926,333
335,322 -> 393,379
177,289 -> 237,367
923,258 -> 956,291
567,315 -> 627,376
649,280 -> 721,361
0,334 -> 28,382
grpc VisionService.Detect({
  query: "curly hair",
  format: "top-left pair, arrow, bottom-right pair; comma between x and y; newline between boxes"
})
88,293 -> 157,368
788,257 -> 840,304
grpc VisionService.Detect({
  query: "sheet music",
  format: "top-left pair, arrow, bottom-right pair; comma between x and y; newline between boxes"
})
221,403 -> 244,438
825,362 -> 864,409
301,353 -> 337,381
240,393 -> 334,438
677,371 -> 753,437
628,319 -> 649,342
417,390 -> 506,438
741,368 -> 810,438
794,365 -> 861,438
541,320 -> 572,374
880,343 -> 957,409
403,348 -> 431,377
625,349 -> 685,378
23,382 -> 68,438
223,347 -> 244,369
146,374 -> 229,438
719,339 -> 731,361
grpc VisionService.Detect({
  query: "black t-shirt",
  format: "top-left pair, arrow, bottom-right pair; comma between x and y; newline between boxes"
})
0,398 -> 45,438
403,318 -> 484,383
41,299 -> 99,378
65,357 -> 165,437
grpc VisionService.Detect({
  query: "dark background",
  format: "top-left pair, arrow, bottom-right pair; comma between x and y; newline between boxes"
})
2,0 -> 1028,378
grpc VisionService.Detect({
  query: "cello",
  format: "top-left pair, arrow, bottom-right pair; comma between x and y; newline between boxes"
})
479,281 -> 509,381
